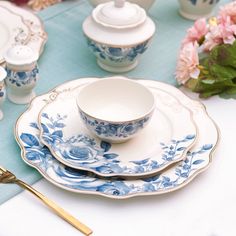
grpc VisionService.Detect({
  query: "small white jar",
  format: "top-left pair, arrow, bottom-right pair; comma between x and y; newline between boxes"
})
0,66 -> 7,121
4,45 -> 39,105
83,0 -> 156,72
178,0 -> 220,20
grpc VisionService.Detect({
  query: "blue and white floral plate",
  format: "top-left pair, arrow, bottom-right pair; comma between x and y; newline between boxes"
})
38,79 -> 197,177
15,78 -> 219,199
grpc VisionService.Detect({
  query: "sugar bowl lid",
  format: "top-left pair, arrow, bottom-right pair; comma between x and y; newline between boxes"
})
92,0 -> 146,29
4,45 -> 39,65
0,66 -> 7,82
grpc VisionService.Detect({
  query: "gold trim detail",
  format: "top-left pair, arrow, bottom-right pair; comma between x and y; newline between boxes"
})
14,78 -> 220,199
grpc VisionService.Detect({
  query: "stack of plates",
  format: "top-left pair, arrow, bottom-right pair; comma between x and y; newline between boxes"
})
0,1 -> 47,64
15,78 -> 219,199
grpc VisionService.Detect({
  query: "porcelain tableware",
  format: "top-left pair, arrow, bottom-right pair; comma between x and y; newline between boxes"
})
0,66 -> 6,120
0,3 -> 47,63
178,0 -> 220,20
82,0 -> 156,72
0,6 -> 30,64
5,45 -> 39,104
88,0 -> 156,11
38,78 -> 196,177
77,77 -> 155,143
15,78 -> 219,199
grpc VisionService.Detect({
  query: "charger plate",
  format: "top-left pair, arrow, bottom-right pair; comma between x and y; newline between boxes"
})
38,81 -> 197,177
0,6 -> 30,63
15,78 -> 219,199
0,2 -> 47,63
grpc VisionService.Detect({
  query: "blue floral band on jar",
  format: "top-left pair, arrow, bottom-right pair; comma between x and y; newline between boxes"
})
6,65 -> 39,87
0,85 -> 4,97
86,38 -> 150,63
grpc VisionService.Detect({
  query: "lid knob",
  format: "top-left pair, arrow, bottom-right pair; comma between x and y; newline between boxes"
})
114,0 -> 125,8
92,0 -> 146,29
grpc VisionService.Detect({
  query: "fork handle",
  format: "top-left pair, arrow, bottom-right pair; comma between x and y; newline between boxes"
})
16,180 -> 93,236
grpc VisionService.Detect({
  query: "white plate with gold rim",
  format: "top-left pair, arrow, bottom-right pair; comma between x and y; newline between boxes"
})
15,78 -> 219,199
38,79 -> 197,177
0,2 -> 47,63
0,6 -> 30,63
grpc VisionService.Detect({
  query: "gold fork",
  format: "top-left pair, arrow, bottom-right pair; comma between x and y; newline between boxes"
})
0,166 -> 93,235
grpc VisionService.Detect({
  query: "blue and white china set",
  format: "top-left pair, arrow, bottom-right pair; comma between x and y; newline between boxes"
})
1,0 -> 220,199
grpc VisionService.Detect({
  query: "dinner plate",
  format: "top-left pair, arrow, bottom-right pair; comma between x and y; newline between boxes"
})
0,6 -> 30,63
15,78 -> 219,199
0,2 -> 47,63
38,82 -> 197,177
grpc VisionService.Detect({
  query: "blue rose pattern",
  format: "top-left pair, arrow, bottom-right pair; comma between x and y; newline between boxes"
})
79,111 -> 150,139
189,0 -> 219,5
87,38 -> 149,63
20,122 -> 213,198
40,113 -> 196,175
6,66 -> 39,87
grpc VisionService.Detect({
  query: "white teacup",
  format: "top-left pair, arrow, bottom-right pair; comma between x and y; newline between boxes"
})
178,0 -> 220,20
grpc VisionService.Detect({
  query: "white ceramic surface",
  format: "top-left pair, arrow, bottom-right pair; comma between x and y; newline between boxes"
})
0,66 -> 6,120
82,0 -> 155,72
88,0 -> 156,11
0,2 -> 47,62
5,45 -> 39,105
38,78 -> 196,177
178,0 -> 220,20
77,77 -> 155,142
15,78 -> 219,199
0,6 -> 30,64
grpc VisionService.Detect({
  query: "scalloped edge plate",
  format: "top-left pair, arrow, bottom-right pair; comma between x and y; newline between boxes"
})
15,78 -> 219,199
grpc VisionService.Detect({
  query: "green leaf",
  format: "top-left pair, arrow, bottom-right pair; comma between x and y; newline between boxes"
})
184,40 -> 236,98
214,42 -> 236,67
220,92 -> 236,99
201,79 -> 216,85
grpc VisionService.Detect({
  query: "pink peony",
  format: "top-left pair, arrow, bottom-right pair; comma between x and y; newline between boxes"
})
175,42 -> 200,85
182,18 -> 208,46
219,2 -> 236,24
204,16 -> 236,51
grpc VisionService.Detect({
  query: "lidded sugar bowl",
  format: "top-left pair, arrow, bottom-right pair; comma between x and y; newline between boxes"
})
82,0 -> 156,72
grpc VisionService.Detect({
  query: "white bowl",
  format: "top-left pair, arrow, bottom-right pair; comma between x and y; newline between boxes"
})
178,0 -> 220,20
88,0 -> 156,11
77,76 -> 155,143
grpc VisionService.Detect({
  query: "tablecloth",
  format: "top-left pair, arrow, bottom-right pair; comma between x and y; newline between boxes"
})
0,0 -> 229,204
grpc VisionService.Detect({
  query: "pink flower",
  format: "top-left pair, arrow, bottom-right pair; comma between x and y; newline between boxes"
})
182,18 -> 208,46
204,16 -> 236,51
175,42 -> 200,85
219,2 -> 236,24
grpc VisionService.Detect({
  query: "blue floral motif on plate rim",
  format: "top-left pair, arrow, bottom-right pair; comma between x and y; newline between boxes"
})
39,113 -> 196,177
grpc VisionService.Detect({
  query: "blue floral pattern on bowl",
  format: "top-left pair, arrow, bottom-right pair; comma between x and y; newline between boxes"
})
87,37 -> 150,63
79,110 -> 150,140
19,123 -> 213,199
6,65 -> 39,87
189,0 -> 219,5
40,112 -> 196,177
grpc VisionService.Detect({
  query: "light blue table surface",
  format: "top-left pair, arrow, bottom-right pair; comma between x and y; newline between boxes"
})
0,0 -> 229,204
